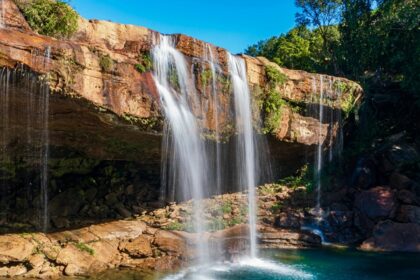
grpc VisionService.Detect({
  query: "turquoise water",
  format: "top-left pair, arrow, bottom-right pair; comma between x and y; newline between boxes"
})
89,248 -> 420,280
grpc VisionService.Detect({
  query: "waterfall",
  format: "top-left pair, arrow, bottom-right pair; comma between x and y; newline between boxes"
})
227,54 -> 258,258
152,35 -> 209,264
328,77 -> 334,163
40,47 -> 50,232
315,75 -> 324,216
204,44 -> 222,195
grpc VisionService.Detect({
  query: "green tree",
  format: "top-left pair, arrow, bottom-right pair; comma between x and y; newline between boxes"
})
18,0 -> 79,38
295,0 -> 343,73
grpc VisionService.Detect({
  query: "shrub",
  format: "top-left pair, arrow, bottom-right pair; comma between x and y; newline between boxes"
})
265,65 -> 287,86
99,54 -> 114,72
17,0 -> 79,38
262,89 -> 287,134
279,164 -> 313,191
135,53 -> 153,73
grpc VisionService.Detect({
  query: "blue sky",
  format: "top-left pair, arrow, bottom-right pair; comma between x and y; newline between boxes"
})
69,0 -> 298,53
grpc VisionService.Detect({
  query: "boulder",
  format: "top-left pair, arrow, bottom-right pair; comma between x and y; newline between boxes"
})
396,205 -> 420,224
153,230 -> 187,256
0,235 -> 35,264
360,220 -> 420,252
119,235 -> 153,257
355,186 -> 396,220
274,212 -> 301,229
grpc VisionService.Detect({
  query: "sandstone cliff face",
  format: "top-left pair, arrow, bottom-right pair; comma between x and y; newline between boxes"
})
0,0 -> 362,145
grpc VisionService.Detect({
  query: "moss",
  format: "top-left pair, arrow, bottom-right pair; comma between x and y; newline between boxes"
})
17,0 -> 79,38
74,242 -> 95,256
99,54 -> 114,73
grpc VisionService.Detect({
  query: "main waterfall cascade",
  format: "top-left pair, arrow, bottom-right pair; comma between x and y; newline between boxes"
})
152,35 -> 210,264
153,34 -> 268,268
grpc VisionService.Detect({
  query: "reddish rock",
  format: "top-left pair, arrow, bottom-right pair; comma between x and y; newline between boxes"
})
153,230 -> 187,256
360,220 -> 420,252
119,235 -> 153,257
355,186 -> 396,220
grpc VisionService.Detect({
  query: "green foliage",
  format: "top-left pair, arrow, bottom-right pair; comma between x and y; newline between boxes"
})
99,54 -> 114,72
270,202 -> 284,213
262,89 -> 287,134
18,0 -> 79,38
200,69 -> 213,87
246,26 -> 340,74
135,53 -> 153,73
220,201 -> 232,214
265,65 -> 287,86
162,221 -> 185,231
279,164 -> 313,191
74,242 -> 94,256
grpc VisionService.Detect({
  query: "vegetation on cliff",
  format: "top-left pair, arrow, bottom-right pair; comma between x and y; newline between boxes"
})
247,0 -> 419,158
16,0 -> 79,38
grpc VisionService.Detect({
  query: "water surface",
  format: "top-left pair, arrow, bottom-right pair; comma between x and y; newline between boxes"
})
87,248 -> 420,280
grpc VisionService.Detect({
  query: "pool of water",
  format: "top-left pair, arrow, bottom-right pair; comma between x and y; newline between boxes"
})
87,248 -> 420,280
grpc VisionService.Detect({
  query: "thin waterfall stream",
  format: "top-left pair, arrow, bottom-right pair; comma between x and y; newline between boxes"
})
228,53 -> 258,258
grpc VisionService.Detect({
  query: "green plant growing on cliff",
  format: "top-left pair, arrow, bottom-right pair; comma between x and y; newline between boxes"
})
99,54 -> 114,73
200,69 -> 213,87
75,242 -> 95,256
262,89 -> 287,134
17,0 -> 79,38
135,53 -> 153,73
265,65 -> 287,87
162,221 -> 185,231
279,164 -> 313,191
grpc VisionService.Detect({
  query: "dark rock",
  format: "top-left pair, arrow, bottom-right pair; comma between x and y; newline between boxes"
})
360,220 -> 420,252
389,172 -> 413,190
274,212 -> 301,229
396,205 -> 420,224
115,203 -> 132,218
351,157 -> 377,189
397,189 -> 417,205
355,186 -> 396,220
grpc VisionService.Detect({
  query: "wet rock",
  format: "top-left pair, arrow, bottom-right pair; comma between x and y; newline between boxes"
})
153,230 -> 187,256
360,220 -> 420,252
355,186 -> 396,220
